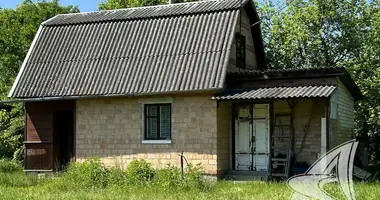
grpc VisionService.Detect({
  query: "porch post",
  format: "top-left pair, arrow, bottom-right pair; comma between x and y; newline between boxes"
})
321,118 -> 327,155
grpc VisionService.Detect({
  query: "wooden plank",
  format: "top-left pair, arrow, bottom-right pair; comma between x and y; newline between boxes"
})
24,141 -> 52,144
25,100 -> 75,171
24,143 -> 53,170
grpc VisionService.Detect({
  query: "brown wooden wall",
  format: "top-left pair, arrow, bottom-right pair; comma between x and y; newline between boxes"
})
25,100 -> 75,171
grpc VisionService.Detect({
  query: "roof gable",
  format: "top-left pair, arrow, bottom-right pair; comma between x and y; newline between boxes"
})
9,0 -> 259,98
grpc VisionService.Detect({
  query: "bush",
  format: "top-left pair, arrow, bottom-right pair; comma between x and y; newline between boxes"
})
0,158 -> 22,173
183,163 -> 205,189
63,158 -> 109,188
107,166 -> 127,186
156,165 -> 182,189
59,158 -> 206,190
155,163 -> 207,190
126,159 -> 155,184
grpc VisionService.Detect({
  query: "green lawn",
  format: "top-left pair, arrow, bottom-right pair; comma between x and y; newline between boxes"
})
0,174 -> 379,200
0,159 -> 378,200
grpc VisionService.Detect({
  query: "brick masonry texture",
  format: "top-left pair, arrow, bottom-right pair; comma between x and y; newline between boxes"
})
75,85 -> 355,172
75,95 -> 219,174
216,102 -> 232,171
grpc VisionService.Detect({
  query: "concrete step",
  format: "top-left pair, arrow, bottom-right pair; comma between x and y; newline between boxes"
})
226,170 -> 268,176
224,170 -> 269,181
224,174 -> 268,181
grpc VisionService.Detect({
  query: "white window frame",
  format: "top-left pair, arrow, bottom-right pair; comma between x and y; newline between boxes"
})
139,98 -> 173,144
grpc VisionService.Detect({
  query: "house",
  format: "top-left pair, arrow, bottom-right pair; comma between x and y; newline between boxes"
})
4,0 -> 362,180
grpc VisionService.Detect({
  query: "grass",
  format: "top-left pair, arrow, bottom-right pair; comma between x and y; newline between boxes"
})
0,174 -> 379,200
0,181 -> 290,200
0,159 -> 379,199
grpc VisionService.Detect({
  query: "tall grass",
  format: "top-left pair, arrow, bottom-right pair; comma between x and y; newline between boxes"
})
0,158 -> 378,199
0,158 -> 22,173
53,158 -> 207,191
0,159 -> 47,187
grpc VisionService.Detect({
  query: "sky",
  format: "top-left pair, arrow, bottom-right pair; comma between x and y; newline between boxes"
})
0,0 -> 103,12
0,0 -> 283,12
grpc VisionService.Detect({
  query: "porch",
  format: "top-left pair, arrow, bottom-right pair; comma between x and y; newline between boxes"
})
215,86 -> 334,180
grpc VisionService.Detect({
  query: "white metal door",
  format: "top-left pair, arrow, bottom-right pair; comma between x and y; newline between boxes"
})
253,104 -> 269,172
235,105 -> 252,170
235,104 -> 269,171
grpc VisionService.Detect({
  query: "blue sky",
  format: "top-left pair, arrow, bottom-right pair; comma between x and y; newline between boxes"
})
0,0 -> 282,12
0,0 -> 103,12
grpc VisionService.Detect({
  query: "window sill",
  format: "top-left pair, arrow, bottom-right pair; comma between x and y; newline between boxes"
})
141,140 -> 172,144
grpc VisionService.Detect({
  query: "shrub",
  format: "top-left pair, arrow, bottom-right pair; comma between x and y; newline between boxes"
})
107,166 -> 127,186
126,159 -> 155,184
63,158 -> 108,188
183,163 -> 205,189
155,163 -> 207,190
58,158 -> 206,190
155,165 -> 182,189
0,158 -> 22,173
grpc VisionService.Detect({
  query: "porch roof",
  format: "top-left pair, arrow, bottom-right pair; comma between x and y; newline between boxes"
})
212,85 -> 336,100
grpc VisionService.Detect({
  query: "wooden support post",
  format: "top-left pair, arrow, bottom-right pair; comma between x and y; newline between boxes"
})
321,118 -> 327,155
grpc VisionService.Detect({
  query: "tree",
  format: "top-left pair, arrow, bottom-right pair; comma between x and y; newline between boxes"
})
0,0 -> 79,161
99,0 -> 165,9
350,0 -> 380,162
258,0 -> 367,69
259,0 -> 380,163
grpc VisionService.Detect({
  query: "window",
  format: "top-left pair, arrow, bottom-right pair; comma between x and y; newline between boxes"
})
144,104 -> 172,140
236,33 -> 246,69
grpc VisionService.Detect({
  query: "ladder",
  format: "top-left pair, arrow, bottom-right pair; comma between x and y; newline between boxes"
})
270,113 -> 293,179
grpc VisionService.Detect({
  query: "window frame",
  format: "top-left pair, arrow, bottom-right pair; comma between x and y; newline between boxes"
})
143,103 -> 172,141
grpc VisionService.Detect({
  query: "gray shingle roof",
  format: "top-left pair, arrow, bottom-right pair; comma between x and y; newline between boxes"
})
10,0 -> 249,98
212,85 -> 336,100
226,66 -> 363,100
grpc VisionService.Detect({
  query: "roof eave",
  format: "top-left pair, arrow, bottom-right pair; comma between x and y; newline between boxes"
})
8,26 -> 43,98
226,67 -> 363,101
213,96 -> 331,102
2,88 -> 223,103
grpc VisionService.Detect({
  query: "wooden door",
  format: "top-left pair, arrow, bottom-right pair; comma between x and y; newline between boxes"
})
25,106 -> 54,171
252,104 -> 269,172
235,105 -> 253,170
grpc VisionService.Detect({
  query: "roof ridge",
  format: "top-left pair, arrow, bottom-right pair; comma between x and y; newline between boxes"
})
42,0 -> 247,26
55,0 -> 227,17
